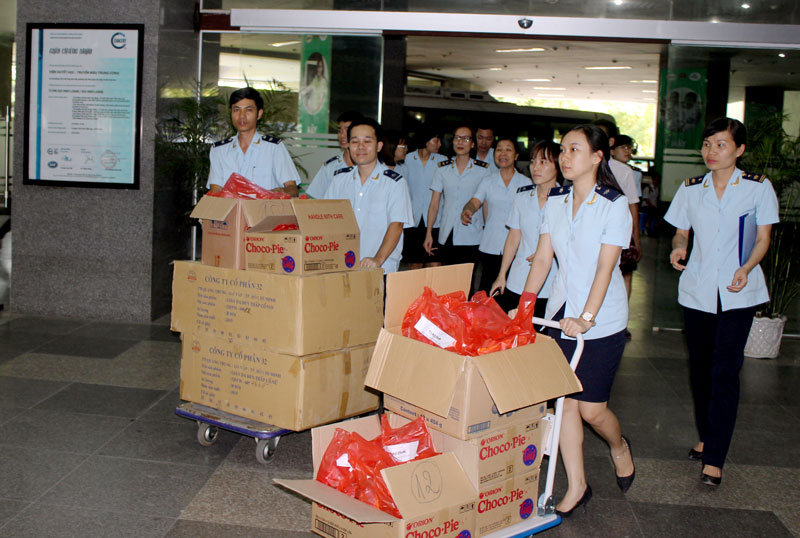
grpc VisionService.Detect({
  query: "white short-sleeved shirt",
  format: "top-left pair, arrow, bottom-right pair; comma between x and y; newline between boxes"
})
609,158 -> 639,205
405,150 -> 448,227
477,148 -> 499,173
542,184 -> 633,339
473,170 -> 531,255
431,158 -> 491,246
323,161 -> 414,274
207,131 -> 300,191
306,151 -> 351,199
506,184 -> 557,297
664,168 -> 780,313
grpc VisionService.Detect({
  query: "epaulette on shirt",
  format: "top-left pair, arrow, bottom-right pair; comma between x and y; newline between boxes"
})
742,171 -> 767,183
595,185 -> 622,202
261,134 -> 280,144
333,166 -> 353,176
685,175 -> 704,187
213,137 -> 233,147
383,169 -> 402,181
324,155 -> 339,165
516,184 -> 534,194
549,185 -> 571,197
473,159 -> 489,168
438,159 -> 453,167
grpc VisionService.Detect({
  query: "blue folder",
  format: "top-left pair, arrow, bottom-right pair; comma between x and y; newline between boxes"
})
738,212 -> 757,266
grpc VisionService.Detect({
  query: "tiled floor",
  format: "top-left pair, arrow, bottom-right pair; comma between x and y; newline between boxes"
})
0,233 -> 798,537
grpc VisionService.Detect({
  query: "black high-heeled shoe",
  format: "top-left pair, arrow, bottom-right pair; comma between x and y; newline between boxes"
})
555,484 -> 592,518
615,435 -> 635,493
688,448 -> 703,460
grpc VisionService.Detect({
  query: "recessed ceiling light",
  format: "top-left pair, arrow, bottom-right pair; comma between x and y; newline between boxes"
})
533,87 -> 566,90
488,67 -> 504,71
271,40 -> 301,47
495,47 -> 546,53
741,3 -> 751,8
512,78 -> 551,82
779,53 -> 787,58
642,90 -> 657,93
630,80 -> 658,83
613,0 -> 623,5
584,66 -> 632,70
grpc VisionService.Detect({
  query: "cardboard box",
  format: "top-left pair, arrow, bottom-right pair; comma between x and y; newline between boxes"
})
476,470 -> 541,538
387,413 -> 549,490
275,415 -> 478,538
171,261 -> 384,356
245,199 -> 360,275
191,195 -> 292,269
365,265 -> 582,439
180,332 -> 379,430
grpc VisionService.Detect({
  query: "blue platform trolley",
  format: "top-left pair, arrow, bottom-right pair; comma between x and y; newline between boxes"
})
481,316 -> 585,537
175,402 -> 293,464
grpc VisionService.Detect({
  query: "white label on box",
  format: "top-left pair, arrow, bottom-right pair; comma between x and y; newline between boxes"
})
336,453 -> 352,470
383,440 -> 420,463
414,315 -> 457,349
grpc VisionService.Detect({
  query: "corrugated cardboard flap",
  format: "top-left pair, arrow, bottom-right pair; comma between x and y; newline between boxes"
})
472,335 -> 582,414
241,199 -> 293,227
311,415 -> 382,476
365,328 -> 465,418
189,195 -> 238,221
291,198 -> 359,235
274,478 -> 399,523
384,264 -> 473,329
381,453 -> 477,518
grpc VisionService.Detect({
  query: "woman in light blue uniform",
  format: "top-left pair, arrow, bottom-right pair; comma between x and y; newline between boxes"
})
523,125 -> 635,517
665,118 -> 779,486
462,137 -> 532,294
490,140 -> 562,315
424,126 -> 490,279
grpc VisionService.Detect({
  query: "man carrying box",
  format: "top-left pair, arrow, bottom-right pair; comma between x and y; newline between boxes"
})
207,87 -> 300,197
323,117 -> 413,273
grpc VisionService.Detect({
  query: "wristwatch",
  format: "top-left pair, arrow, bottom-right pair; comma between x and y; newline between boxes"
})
580,311 -> 595,323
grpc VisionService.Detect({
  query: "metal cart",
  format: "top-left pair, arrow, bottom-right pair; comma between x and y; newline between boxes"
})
175,402 -> 292,464
482,316 -> 585,537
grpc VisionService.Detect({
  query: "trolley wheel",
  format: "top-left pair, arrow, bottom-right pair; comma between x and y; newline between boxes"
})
196,423 -> 219,447
255,436 -> 279,464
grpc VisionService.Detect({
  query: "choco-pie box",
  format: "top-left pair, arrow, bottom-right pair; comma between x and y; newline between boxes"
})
365,264 -> 581,440
274,414 -> 478,538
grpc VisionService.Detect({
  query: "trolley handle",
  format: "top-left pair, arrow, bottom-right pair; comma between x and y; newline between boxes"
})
532,316 -> 585,373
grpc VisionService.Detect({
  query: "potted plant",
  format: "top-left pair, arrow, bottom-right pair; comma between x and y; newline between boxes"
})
741,113 -> 800,358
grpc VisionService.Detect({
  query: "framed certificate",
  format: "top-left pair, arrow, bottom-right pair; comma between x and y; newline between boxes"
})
24,23 -> 144,188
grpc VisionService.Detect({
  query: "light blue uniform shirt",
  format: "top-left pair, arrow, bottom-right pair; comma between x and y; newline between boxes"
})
431,158 -> 490,246
473,170 -> 531,255
323,161 -> 413,274
405,150 -> 448,227
207,131 -> 300,191
477,148 -> 499,173
543,184 -> 632,339
306,151 -> 350,199
506,184 -> 556,297
664,168 -> 779,313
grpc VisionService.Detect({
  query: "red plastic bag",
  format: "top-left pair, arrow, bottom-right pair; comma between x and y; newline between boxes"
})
477,291 -> 537,354
271,223 -> 299,231
379,415 -> 438,463
401,287 -> 467,353
208,173 -> 290,199
453,291 -> 511,356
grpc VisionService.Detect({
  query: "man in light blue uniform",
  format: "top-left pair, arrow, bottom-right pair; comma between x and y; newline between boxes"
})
542,184 -> 632,339
207,87 -> 300,196
475,127 -> 499,172
323,117 -> 413,273
306,110 -> 361,199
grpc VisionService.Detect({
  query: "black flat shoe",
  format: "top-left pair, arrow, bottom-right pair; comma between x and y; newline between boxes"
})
556,484 -> 592,518
615,435 -> 635,493
700,472 -> 722,486
688,448 -> 703,460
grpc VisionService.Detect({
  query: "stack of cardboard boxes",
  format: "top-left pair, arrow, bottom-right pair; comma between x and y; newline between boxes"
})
278,265 -> 582,537
170,196 -> 384,430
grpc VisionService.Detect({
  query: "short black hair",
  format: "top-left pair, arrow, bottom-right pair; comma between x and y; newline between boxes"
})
702,117 -> 747,147
612,134 -> 634,149
229,87 -> 264,111
336,110 -> 363,124
495,135 -> 519,155
476,126 -> 495,134
348,117 -> 383,142
413,125 -> 442,150
593,118 -> 619,139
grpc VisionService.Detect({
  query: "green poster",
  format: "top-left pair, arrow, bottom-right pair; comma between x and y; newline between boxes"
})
657,68 -> 707,150
298,35 -> 332,134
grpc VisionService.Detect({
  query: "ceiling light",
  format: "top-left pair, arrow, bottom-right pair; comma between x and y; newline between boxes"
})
495,47 -> 546,53
488,67 -> 504,71
613,0 -> 623,5
536,94 -> 564,97
512,78 -> 551,82
741,3 -> 751,8
533,87 -> 566,90
779,53 -> 787,58
271,40 -> 301,47
642,90 -> 657,93
584,66 -> 632,70
710,17 -> 720,23
630,80 -> 658,83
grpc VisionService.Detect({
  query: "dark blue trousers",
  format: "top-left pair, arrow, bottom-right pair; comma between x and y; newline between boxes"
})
682,299 -> 756,469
